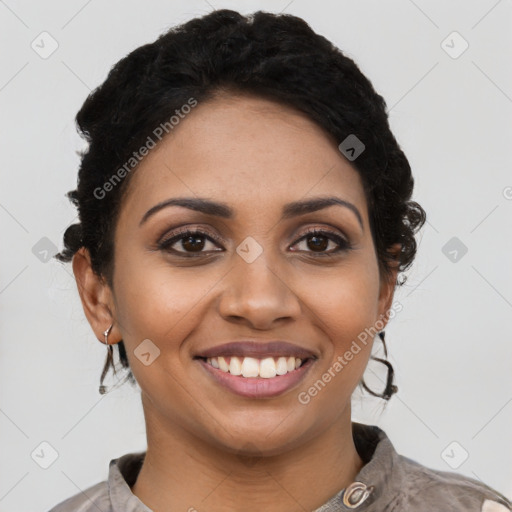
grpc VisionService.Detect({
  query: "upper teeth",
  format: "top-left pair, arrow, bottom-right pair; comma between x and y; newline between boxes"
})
206,356 -> 304,378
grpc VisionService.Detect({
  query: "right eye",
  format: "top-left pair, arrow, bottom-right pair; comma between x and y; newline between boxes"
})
157,228 -> 224,256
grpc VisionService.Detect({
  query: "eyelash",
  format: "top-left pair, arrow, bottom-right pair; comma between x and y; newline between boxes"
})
157,227 -> 351,257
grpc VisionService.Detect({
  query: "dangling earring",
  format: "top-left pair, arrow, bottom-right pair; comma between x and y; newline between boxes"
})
99,323 -> 114,395
104,324 -> 113,350
361,331 -> 398,400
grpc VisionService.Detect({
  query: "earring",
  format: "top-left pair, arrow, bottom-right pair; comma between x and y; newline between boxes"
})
361,331 -> 398,400
99,323 -> 114,395
103,323 -> 113,353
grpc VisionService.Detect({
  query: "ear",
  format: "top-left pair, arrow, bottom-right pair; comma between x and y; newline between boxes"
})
72,247 -> 119,345
376,243 -> 401,329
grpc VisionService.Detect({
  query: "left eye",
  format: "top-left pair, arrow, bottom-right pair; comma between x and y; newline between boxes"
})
291,230 -> 350,254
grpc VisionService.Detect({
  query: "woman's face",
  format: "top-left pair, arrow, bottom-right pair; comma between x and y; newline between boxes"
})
107,93 -> 396,454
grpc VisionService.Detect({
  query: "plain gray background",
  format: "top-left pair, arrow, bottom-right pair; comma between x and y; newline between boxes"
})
1,0 -> 511,510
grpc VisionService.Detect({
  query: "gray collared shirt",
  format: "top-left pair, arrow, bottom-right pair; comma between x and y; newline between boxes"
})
48,422 -> 512,512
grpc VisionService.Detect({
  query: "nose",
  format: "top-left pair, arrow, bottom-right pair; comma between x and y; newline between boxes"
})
217,249 -> 302,330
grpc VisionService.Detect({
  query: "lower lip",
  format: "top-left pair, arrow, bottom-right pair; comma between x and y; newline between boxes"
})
197,358 -> 315,398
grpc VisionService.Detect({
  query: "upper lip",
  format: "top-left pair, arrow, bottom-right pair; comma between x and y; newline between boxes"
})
194,341 -> 318,360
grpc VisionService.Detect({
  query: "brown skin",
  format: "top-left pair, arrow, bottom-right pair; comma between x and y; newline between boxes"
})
73,92 -> 399,512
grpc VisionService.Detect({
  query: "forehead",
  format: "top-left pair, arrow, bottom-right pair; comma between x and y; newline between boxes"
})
119,93 -> 367,223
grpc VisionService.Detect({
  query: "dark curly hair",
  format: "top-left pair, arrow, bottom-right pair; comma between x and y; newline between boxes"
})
55,9 -> 426,399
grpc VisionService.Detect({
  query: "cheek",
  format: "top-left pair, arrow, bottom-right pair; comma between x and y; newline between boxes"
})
113,243 -> 210,333
307,261 -> 381,343
297,272 -> 379,412
112,296 -> 182,402
298,253 -> 381,394
111,255 -> 218,378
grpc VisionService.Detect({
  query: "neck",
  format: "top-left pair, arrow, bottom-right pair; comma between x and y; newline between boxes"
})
131,399 -> 364,512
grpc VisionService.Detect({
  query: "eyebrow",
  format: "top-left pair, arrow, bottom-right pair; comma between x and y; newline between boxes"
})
139,196 -> 363,229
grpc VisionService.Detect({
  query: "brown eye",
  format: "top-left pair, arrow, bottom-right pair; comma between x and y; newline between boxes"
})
157,227 -> 351,258
177,234 -> 207,252
158,229 -> 223,255
291,229 -> 350,255
305,234 -> 329,252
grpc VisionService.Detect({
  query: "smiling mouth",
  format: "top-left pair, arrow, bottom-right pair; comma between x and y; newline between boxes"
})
194,355 -> 311,378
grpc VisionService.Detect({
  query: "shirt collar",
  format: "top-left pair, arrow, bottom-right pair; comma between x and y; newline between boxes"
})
108,450 -> 150,512
313,422 -> 404,511
107,422 -> 403,512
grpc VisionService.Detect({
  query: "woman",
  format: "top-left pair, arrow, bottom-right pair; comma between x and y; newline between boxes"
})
50,9 -> 511,512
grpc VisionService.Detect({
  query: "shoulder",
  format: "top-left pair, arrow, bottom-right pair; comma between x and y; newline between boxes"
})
47,481 -> 110,512
351,422 -> 511,512
393,453 -> 512,512
47,451 -> 147,512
